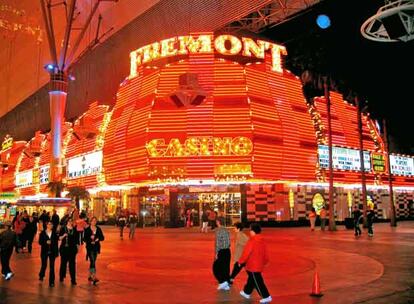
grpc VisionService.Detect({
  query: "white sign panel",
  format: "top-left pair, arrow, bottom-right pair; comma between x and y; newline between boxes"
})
67,150 -> 102,179
318,145 -> 371,172
390,155 -> 414,176
15,170 -> 33,187
39,165 -> 49,184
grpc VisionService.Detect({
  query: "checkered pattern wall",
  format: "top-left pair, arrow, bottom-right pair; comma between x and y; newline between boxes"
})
246,184 -> 278,221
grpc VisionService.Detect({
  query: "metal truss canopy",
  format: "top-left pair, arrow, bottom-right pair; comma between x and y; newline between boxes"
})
223,0 -> 320,33
361,0 -> 414,42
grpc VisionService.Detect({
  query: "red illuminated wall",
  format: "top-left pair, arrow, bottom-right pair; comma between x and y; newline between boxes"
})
0,142 -> 26,192
65,102 -> 109,189
104,54 -> 322,185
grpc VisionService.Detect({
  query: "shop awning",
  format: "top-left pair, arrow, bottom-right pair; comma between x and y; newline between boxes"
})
16,198 -> 72,207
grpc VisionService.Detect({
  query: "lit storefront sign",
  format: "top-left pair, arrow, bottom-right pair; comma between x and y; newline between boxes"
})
15,170 -> 33,187
67,150 -> 102,179
390,155 -> 414,176
39,165 -> 50,184
1,135 -> 13,152
147,136 -> 253,157
129,34 -> 287,78
318,145 -> 371,172
371,153 -> 386,174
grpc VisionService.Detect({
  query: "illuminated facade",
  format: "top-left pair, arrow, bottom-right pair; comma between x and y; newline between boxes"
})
1,33 -> 414,225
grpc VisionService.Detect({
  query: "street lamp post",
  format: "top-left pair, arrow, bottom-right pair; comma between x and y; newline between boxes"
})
356,97 -> 368,227
383,119 -> 397,227
324,77 -> 336,231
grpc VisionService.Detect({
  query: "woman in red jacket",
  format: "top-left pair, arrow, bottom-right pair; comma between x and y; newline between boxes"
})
238,223 -> 272,303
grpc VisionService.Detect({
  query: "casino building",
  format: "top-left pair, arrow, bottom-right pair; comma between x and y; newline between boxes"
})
1,33 -> 413,226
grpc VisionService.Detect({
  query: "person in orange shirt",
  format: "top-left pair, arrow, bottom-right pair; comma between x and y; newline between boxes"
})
319,206 -> 327,231
238,223 -> 272,303
309,207 -> 317,231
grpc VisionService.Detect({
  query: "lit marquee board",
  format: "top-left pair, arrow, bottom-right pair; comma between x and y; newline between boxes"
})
318,145 -> 371,172
390,155 -> 414,176
39,165 -> 49,184
67,150 -> 102,179
15,170 -> 33,187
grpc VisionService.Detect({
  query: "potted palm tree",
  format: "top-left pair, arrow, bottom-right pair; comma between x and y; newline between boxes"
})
66,186 -> 90,210
47,181 -> 66,198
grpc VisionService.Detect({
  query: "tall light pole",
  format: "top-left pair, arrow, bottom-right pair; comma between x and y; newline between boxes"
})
324,77 -> 336,231
39,0 -> 111,184
356,96 -> 368,227
383,119 -> 397,227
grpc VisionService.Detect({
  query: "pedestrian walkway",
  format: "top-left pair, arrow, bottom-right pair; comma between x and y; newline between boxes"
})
1,222 -> 414,303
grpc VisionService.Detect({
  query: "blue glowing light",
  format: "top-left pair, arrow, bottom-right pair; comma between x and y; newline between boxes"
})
316,14 -> 331,29
46,64 -> 55,71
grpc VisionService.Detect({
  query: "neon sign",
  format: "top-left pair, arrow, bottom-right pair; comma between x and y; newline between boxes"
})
1,135 -> 13,152
129,34 -> 287,78
147,136 -> 253,157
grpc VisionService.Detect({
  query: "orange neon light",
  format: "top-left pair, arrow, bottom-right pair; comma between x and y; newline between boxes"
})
129,34 -> 287,78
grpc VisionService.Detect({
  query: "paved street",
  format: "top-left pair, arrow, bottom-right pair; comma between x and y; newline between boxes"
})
1,222 -> 414,304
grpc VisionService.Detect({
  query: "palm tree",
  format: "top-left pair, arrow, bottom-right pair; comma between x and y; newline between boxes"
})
66,186 -> 90,210
47,181 -> 66,198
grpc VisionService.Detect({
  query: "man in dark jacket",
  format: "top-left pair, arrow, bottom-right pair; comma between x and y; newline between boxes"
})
51,210 -> 60,233
367,207 -> 375,237
352,205 -> 363,237
25,215 -> 38,253
0,222 -> 17,280
238,223 -> 272,303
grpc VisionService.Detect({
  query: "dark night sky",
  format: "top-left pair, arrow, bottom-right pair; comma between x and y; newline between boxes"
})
262,0 -> 414,154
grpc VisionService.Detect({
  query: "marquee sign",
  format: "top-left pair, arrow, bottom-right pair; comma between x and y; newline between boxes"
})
371,153 -> 386,174
390,155 -> 414,176
147,136 -> 253,158
67,150 -> 102,179
318,145 -> 371,172
129,34 -> 287,78
1,135 -> 13,152
15,170 -> 33,188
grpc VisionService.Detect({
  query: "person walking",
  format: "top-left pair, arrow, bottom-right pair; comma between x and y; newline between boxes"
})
352,205 -> 363,237
84,217 -> 105,285
201,209 -> 209,233
117,213 -> 127,240
25,215 -> 38,254
75,213 -> 88,245
238,223 -> 272,303
13,214 -> 25,253
208,209 -> 216,230
213,217 -> 231,291
128,212 -> 138,239
367,206 -> 375,237
39,221 -> 59,287
229,222 -> 249,285
39,210 -> 49,231
59,218 -> 79,285
319,206 -> 327,231
0,222 -> 17,280
309,208 -> 317,231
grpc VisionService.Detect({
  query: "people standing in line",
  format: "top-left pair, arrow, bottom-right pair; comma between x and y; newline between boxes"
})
39,221 -> 59,287
239,223 -> 272,303
117,213 -> 127,240
201,209 -> 209,233
367,206 -> 375,237
59,218 -> 79,285
25,215 -> 38,254
0,222 -> 17,280
213,217 -> 231,291
352,205 -> 363,237
84,217 -> 105,285
51,210 -> 60,233
128,212 -> 138,239
309,208 -> 317,231
319,206 -> 327,231
229,222 -> 249,285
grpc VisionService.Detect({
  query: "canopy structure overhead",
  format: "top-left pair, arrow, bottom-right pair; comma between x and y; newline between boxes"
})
0,0 -> 160,118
